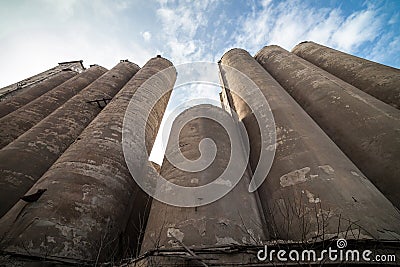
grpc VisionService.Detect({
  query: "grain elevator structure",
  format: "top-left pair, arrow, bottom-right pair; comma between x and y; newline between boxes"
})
0,42 -> 399,266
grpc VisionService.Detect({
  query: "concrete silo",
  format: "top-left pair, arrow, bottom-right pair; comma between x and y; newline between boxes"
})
220,48 -> 400,241
0,65 -> 107,149
0,61 -> 140,217
0,60 -> 85,100
255,45 -> 400,210
0,70 -> 77,118
0,56 -> 175,264
140,104 -> 266,266
292,41 -> 400,109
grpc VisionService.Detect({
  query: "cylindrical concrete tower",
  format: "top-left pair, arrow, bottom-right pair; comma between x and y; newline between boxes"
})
0,61 -> 140,217
0,65 -> 107,149
0,70 -> 77,118
0,60 -> 84,100
255,45 -> 400,210
292,41 -> 400,109
0,57 -> 175,264
221,48 -> 400,241
141,104 -> 266,256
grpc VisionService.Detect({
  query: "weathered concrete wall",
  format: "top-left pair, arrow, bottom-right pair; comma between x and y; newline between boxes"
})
141,104 -> 266,255
0,60 -> 85,100
255,45 -> 400,210
221,48 -> 400,241
0,70 -> 77,118
151,161 -> 161,173
292,41 -> 400,109
0,57 -> 175,264
122,162 -> 156,259
0,65 -> 107,149
0,61 -> 139,217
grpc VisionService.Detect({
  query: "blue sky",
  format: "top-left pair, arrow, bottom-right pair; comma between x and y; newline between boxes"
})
0,0 -> 399,163
1,0 -> 399,85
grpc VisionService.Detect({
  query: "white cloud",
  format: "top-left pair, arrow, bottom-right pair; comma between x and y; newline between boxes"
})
0,26 -> 152,88
369,33 -> 400,65
331,10 -> 381,52
141,31 -> 152,41
231,0 -> 383,55
155,0 -> 218,63
1,0 -> 397,164
39,0 -> 79,19
0,1 -> 155,88
147,0 -> 222,163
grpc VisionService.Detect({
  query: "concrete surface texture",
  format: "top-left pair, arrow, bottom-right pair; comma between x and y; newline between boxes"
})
0,61 -> 140,218
141,104 -> 266,255
292,41 -> 400,109
0,70 -> 78,118
0,56 -> 175,264
255,45 -> 400,210
0,42 -> 399,266
0,65 -> 107,149
221,48 -> 400,242
0,60 -> 85,100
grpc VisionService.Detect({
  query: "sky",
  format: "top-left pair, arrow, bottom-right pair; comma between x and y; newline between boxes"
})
0,0 -> 399,163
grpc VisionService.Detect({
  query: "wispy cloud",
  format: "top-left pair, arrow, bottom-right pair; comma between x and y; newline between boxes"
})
2,0 -> 397,88
155,0 -> 219,63
1,0 -> 399,163
230,0 -> 384,54
331,9 -> 381,52
141,31 -> 152,42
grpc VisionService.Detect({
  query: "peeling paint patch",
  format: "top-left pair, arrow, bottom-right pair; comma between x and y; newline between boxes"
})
319,165 -> 334,175
4,175 -> 22,186
47,236 -> 56,243
55,224 -> 79,238
110,125 -> 122,133
167,228 -> 184,242
82,184 -> 91,201
305,190 -> 321,203
280,167 -> 310,187
74,202 -> 92,213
